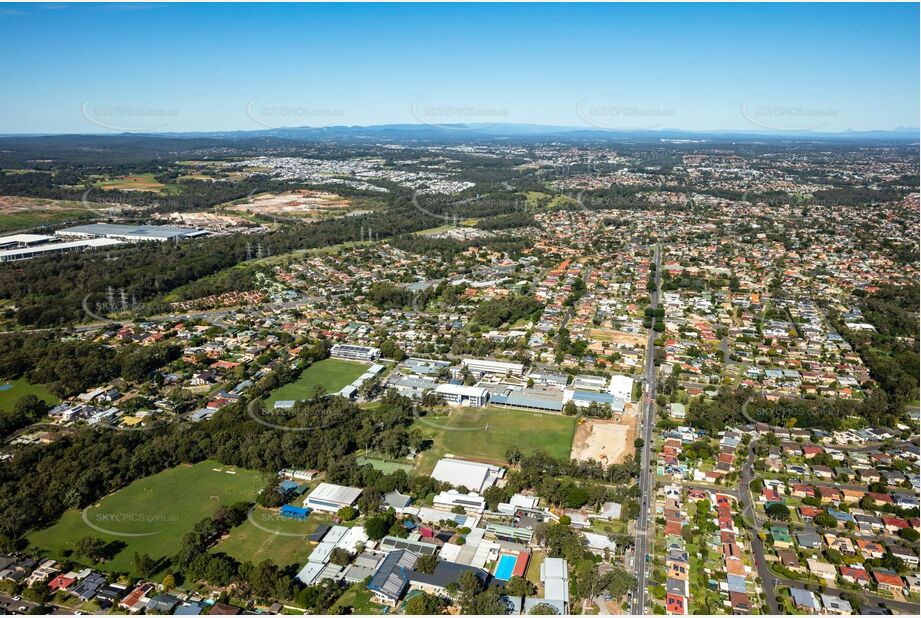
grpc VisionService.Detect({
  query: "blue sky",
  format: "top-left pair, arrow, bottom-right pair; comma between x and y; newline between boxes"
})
0,2 -> 918,134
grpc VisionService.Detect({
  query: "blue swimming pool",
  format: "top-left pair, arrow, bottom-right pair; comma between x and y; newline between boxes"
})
494,554 -> 516,581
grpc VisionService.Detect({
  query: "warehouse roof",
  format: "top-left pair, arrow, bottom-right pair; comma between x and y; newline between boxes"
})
57,223 -> 206,240
306,482 -> 362,505
431,458 -> 504,492
490,390 -> 564,412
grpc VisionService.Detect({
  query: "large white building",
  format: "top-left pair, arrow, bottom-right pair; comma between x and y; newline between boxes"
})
434,383 -> 488,407
431,457 -> 505,493
608,374 -> 634,401
303,482 -> 362,513
56,223 -> 207,242
541,558 -> 570,612
461,358 -> 524,377
433,490 -> 487,513
0,236 -> 123,262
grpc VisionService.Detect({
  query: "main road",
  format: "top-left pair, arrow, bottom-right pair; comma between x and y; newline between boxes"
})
632,244 -> 660,615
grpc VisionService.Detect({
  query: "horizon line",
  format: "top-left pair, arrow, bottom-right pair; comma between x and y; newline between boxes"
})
1,121 -> 919,139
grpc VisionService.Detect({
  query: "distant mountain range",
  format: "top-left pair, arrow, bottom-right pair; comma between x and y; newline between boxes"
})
144,123 -> 921,141
2,123 -> 918,142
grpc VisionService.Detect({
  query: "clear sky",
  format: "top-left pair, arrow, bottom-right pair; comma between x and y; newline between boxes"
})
1,2 -> 918,134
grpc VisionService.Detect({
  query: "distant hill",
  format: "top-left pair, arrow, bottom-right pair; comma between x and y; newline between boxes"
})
2,123 -> 918,142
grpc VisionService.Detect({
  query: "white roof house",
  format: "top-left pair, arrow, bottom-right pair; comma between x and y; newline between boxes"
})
608,374 -> 634,401
497,493 -> 540,515
336,526 -> 370,555
431,458 -> 505,493
434,490 -> 486,513
541,557 -> 570,608
308,525 -> 349,564
403,506 -> 479,529
304,482 -> 362,513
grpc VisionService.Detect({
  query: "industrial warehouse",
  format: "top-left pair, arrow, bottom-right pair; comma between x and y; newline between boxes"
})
0,233 -> 123,263
0,224 -> 208,262
56,223 -> 208,242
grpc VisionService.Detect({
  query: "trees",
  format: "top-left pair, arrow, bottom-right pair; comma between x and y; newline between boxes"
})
364,512 -> 396,540
898,527 -> 919,542
606,566 -> 637,599
0,393 -> 50,439
450,569 -> 487,614
257,482 -> 284,508
529,602 -> 560,615
415,554 -> 439,574
133,552 -> 155,578
473,295 -> 543,328
380,340 -> 406,361
467,587 -> 509,615
337,506 -> 358,522
75,536 -> 107,563
564,486 -> 589,509
813,511 -> 838,529
504,575 -> 536,598
765,503 -> 791,521
404,592 -> 446,615
329,547 -> 352,566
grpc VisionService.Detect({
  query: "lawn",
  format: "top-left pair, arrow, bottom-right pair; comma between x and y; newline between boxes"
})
266,358 -> 369,406
0,377 -> 58,413
214,506 -> 328,568
96,173 -> 181,195
412,407 -> 577,474
525,550 -> 545,595
356,455 -> 414,474
28,461 -> 263,576
332,583 -> 385,614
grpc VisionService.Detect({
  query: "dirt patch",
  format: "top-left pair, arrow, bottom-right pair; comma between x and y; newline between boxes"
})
570,412 -> 637,466
225,190 -> 351,219
590,328 -> 646,347
0,195 -> 84,213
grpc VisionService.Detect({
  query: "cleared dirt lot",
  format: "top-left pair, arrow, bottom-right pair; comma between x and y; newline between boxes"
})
589,328 -> 646,347
570,405 -> 638,465
225,190 -> 351,218
0,196 -> 99,233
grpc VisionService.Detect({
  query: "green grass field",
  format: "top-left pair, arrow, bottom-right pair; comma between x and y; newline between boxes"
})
214,506 -> 328,568
356,455 -> 414,474
266,358 -> 369,406
0,377 -> 58,413
412,407 -> 577,474
28,461 -> 263,575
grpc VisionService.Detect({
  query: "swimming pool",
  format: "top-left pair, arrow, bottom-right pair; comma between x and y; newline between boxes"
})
494,554 -> 517,581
